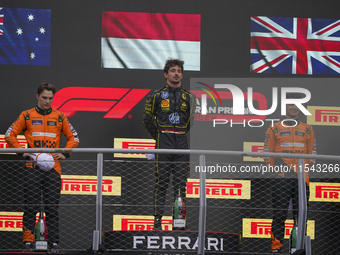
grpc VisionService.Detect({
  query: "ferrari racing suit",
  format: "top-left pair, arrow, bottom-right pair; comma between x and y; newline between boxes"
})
143,84 -> 196,219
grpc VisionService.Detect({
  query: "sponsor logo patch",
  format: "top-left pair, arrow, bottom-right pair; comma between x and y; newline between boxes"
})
47,121 -> 57,126
32,120 -> 43,125
280,131 -> 291,137
161,99 -> 169,107
295,131 -> 305,137
161,91 -> 169,99
169,112 -> 180,124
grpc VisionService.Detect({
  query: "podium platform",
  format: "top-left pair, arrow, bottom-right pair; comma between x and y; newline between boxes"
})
103,230 -> 240,254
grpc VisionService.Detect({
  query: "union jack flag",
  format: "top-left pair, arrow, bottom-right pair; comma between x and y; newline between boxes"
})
0,13 -> 3,35
250,16 -> 340,75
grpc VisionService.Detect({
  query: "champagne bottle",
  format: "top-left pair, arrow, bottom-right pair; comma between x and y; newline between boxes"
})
172,190 -> 186,230
289,216 -> 297,254
35,215 -> 41,241
35,210 -> 48,241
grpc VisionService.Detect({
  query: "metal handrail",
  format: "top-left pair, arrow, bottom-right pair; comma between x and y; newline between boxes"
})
0,148 -> 339,161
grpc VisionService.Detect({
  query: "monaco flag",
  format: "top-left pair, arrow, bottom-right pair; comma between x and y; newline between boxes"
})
101,11 -> 201,71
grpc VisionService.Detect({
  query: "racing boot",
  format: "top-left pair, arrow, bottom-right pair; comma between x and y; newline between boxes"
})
23,226 -> 34,244
153,216 -> 162,230
24,242 -> 33,249
271,234 -> 282,254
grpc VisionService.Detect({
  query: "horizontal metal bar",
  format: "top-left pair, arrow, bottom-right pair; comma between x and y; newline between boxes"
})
0,148 -> 338,161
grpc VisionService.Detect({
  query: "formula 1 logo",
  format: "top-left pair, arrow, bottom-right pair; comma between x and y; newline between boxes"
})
51,87 -> 150,118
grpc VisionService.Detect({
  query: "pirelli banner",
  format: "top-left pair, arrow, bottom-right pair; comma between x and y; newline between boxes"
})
113,215 -> 173,231
307,106 -> 340,126
0,212 -> 45,232
0,212 -> 23,232
61,175 -> 121,196
242,218 -> 315,239
0,135 -> 27,154
114,138 -> 155,158
309,182 -> 340,202
186,179 -> 251,199
243,142 -> 264,162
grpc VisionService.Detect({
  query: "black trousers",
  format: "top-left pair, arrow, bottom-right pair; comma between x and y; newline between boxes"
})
154,153 -> 189,218
154,133 -> 190,218
271,177 -> 309,243
23,167 -> 61,244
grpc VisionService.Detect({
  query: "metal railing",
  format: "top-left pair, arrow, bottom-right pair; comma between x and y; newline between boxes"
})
2,147 -> 340,254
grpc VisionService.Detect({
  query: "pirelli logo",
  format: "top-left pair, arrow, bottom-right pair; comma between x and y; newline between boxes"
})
114,138 -> 155,158
242,218 -> 315,239
310,182 -> 340,202
61,175 -> 121,196
0,212 -> 44,232
307,106 -> 340,126
186,179 -> 250,199
243,142 -> 264,162
0,212 -> 23,231
113,215 -> 172,231
0,135 -> 28,154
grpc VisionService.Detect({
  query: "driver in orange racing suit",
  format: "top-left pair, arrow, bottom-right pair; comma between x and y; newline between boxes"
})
5,81 -> 79,250
263,93 -> 316,253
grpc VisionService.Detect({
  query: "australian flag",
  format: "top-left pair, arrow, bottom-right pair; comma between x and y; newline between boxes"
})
0,7 -> 51,66
251,16 -> 340,75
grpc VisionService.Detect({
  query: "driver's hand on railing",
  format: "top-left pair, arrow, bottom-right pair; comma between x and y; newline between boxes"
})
53,153 -> 66,160
145,154 -> 155,161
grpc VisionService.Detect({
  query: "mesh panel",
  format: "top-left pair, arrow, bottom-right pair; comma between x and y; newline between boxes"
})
0,159 -> 339,254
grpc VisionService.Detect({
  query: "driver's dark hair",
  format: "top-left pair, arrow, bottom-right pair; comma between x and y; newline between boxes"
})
163,58 -> 184,73
37,81 -> 56,95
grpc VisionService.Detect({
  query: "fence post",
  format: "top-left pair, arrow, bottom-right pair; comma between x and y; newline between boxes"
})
197,155 -> 206,255
296,158 -> 308,251
93,153 -> 103,251
305,235 -> 312,255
